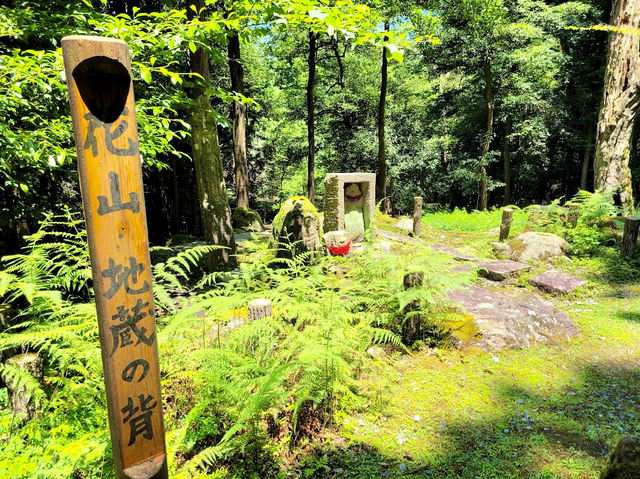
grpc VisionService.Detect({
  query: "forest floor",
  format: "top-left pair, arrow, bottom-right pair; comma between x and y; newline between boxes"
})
294,214 -> 640,479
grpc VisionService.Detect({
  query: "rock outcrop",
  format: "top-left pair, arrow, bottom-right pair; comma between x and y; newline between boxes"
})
506,232 -> 570,262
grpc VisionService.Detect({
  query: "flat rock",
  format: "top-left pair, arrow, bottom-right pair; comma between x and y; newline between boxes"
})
449,286 -> 580,351
431,244 -> 478,262
394,218 -> 414,232
530,270 -> 586,294
477,260 -> 529,281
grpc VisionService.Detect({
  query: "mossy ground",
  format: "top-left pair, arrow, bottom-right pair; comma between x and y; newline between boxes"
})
301,212 -> 640,479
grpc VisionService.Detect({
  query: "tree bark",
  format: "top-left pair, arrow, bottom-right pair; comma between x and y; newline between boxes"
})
377,20 -> 390,213
187,0 -> 236,268
228,29 -> 249,209
594,0 -> 640,214
307,30 -> 317,203
503,115 -> 512,205
479,61 -> 494,211
580,123 -> 593,191
622,216 -> 639,258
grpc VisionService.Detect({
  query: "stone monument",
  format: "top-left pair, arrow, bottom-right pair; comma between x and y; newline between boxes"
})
324,173 -> 376,241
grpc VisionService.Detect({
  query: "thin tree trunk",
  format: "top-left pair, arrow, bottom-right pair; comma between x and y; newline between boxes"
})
377,20 -> 390,213
581,123 -> 593,191
480,61 -> 493,211
171,157 -> 180,233
594,0 -> 640,213
187,0 -> 236,268
503,115 -> 512,205
228,29 -> 249,209
307,30 -> 317,203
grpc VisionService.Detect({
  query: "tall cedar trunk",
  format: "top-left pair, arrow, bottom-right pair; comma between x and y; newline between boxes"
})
594,0 -> 640,213
377,20 -> 390,212
187,0 -> 236,268
503,115 -> 512,205
171,157 -> 180,233
581,123 -> 593,190
228,30 -> 249,209
479,61 -> 493,210
307,30 -> 317,203
442,147 -> 455,208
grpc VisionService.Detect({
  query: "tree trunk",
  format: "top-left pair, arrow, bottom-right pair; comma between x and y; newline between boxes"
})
228,30 -> 249,209
377,20 -> 390,213
187,0 -> 236,268
503,115 -> 512,205
307,30 -> 317,203
580,123 -> 593,191
621,216 -> 639,258
442,147 -> 455,208
594,0 -> 640,214
479,61 -> 494,211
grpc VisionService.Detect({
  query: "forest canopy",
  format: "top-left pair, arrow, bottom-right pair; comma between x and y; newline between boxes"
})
1,0 -> 636,252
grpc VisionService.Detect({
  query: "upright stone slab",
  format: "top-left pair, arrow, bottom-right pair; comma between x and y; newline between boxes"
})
324,173 -> 376,241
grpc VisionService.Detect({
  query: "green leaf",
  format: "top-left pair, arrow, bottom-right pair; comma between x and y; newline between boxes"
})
188,41 -> 197,54
140,66 -> 152,84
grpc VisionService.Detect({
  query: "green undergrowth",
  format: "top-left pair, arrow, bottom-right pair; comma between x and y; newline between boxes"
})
1,204 -> 638,478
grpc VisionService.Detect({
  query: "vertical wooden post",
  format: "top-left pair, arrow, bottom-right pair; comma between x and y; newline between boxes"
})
62,36 -> 167,479
567,203 -> 580,228
499,208 -> 513,242
622,216 -> 640,258
412,196 -> 423,236
402,269 -> 424,345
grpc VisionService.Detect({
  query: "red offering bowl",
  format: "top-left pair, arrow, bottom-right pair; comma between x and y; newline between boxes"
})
328,241 -> 351,256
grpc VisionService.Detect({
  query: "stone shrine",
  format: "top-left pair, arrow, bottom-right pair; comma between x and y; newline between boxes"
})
324,173 -> 376,241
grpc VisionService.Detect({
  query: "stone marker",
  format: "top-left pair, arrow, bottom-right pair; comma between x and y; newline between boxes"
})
413,196 -> 423,236
499,208 -> 514,242
402,269 -> 425,345
507,232 -> 569,262
477,260 -> 529,281
272,196 -> 322,260
529,270 -> 586,294
449,286 -> 579,351
248,299 -> 273,321
324,173 -> 376,241
622,216 -> 639,259
600,436 -> 640,479
7,353 -> 43,424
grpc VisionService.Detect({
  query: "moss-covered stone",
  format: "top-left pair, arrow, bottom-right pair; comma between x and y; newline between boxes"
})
272,196 -> 322,260
232,207 -> 263,232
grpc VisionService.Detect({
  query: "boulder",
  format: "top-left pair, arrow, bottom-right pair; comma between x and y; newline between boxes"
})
477,260 -> 529,281
272,196 -> 322,260
600,436 -> 640,479
431,244 -> 478,262
507,232 -> 569,262
530,270 -> 587,294
232,207 -> 264,232
394,218 -> 414,232
492,241 -> 511,259
449,286 -> 580,351
323,230 -> 352,248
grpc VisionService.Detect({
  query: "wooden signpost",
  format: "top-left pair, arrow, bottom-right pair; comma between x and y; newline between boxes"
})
62,36 -> 167,479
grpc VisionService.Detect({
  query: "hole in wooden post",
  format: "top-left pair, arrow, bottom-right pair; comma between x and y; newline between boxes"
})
72,56 -> 130,123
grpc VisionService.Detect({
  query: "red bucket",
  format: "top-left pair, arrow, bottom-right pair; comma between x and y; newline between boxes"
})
328,241 -> 351,256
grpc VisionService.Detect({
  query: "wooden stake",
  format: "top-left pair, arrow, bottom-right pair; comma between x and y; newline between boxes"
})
248,298 -> 273,321
567,203 -> 580,228
62,36 -> 167,479
412,197 -> 423,236
499,208 -> 513,242
622,216 -> 639,258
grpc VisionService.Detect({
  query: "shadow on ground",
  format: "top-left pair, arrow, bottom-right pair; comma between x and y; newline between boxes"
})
300,361 -> 640,478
